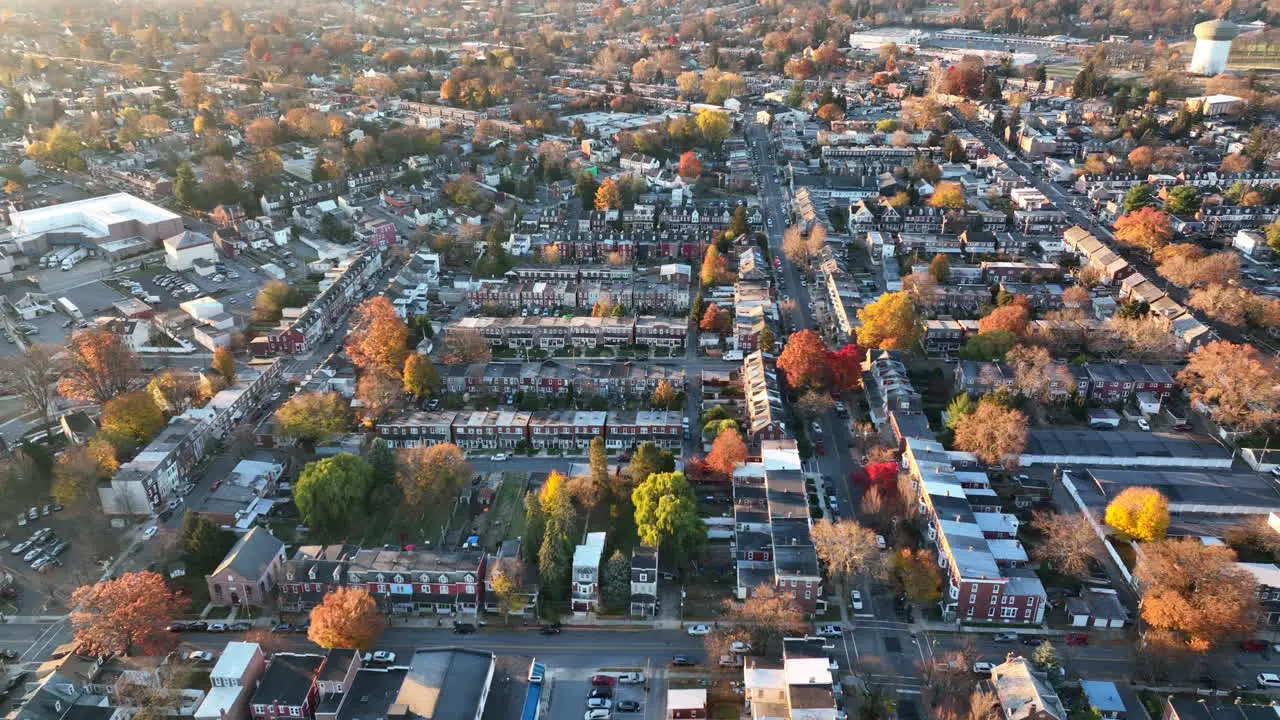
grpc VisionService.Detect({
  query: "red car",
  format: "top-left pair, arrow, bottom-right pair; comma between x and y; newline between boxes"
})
1065,633 -> 1088,646
590,675 -> 617,686
815,440 -> 826,456
1240,639 -> 1268,652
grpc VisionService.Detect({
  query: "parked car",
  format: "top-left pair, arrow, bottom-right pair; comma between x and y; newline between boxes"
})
186,621 -> 209,632
188,651 -> 215,663
670,656 -> 695,666
616,700 -> 641,712
850,591 -> 863,611
271,624 -> 294,633
1065,633 -> 1089,646
972,662 -> 995,674
10,540 -> 32,555
364,651 -> 397,664
730,641 -> 752,654
167,622 -> 191,632
1020,637 -> 1043,647
453,623 -> 477,634
142,526 -> 158,539
539,623 -> 562,635
1259,673 -> 1280,689
687,624 -> 711,636
228,622 -> 252,631
207,623 -> 229,633
816,624 -> 841,637
588,687 -> 613,699
992,633 -> 1018,643
590,675 -> 617,686
616,673 -> 644,685
492,453 -> 508,461
584,711 -> 611,720
1241,639 -> 1269,652
586,698 -> 612,710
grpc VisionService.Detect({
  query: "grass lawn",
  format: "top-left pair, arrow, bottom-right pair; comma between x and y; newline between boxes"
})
710,703 -> 743,720
481,472 -> 528,547
363,499 -> 459,548
174,574 -> 211,617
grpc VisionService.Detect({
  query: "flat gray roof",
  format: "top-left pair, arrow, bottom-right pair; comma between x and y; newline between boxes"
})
1025,430 -> 1230,461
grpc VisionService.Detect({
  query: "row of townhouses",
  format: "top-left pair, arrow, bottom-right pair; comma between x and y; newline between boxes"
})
250,246 -> 386,357
439,360 -> 686,399
466,263 -> 692,313
375,409 -> 684,451
449,315 -> 687,350
954,360 -> 1177,403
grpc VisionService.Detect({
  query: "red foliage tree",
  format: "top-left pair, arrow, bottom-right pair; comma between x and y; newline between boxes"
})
826,344 -> 864,392
678,151 -> 702,179
777,329 -> 830,390
851,462 -> 899,496
69,571 -> 185,656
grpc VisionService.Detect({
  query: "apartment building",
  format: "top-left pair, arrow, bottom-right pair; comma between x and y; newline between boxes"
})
278,545 -> 487,615
572,532 -> 607,613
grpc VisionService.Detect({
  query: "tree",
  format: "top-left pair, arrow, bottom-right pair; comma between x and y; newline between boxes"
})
695,108 -> 731,146
178,71 -> 204,108
633,471 -> 706,564
781,225 -> 823,267
816,103 -> 844,122
928,181 -> 966,208
307,587 -> 384,650
652,380 -> 678,409
180,511 -> 237,576
1032,641 -> 1059,671
51,442 -> 113,505
1157,249 -> 1239,288
953,397 -> 1027,467
941,134 -> 966,163
699,303 -> 731,334
211,347 -> 236,385
1031,512 -> 1103,578
1005,344 -> 1073,402
397,443 -> 471,509
489,564 -> 529,619
777,329 -> 829,390
601,550 -> 632,610
595,178 -> 622,210
58,328 -> 139,403
589,435 -> 609,489
346,297 -> 409,374
1163,185 -> 1201,215
253,280 -> 303,321
402,353 -> 440,398
795,391 -> 836,420
537,483 -> 575,598
0,344 -> 58,425
1104,486 -> 1169,542
944,393 -> 976,431
979,300 -> 1030,336
811,519 -> 885,581
1266,220 -> 1280,253
677,151 -> 702,179
628,441 -> 675,487
440,328 -> 492,365
1122,183 -> 1157,212
928,254 -> 951,284
276,392 -> 348,445
1178,341 -> 1280,431
706,429 -> 748,477
245,117 -> 278,148
100,392 -> 165,452
891,548 -> 942,604
294,453 -> 374,534
69,572 -> 184,656
856,291 -> 921,350
722,584 -> 806,655
1113,207 -> 1172,254
1220,153 -> 1251,172
355,370 -> 403,424
1137,539 -> 1260,650
959,330 -> 1017,361
827,344 -> 864,393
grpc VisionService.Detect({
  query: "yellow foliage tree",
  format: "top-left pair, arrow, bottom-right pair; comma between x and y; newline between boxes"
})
856,291 -> 921,350
928,181 -> 966,208
1104,486 -> 1169,541
595,178 -> 622,210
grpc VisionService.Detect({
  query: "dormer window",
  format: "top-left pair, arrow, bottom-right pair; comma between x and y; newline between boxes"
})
308,566 -> 317,581
438,573 -> 448,583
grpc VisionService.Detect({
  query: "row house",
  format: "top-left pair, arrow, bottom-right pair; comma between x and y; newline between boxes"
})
345,166 -> 393,196
847,199 -> 958,235
1175,169 -> 1280,189
539,227 -> 716,263
1198,204 -> 1280,234
742,351 -> 786,442
1083,364 -> 1176,402
506,265 -> 633,282
862,350 -> 923,428
903,437 -> 1048,624
604,410 -> 683,451
635,316 -> 686,350
1013,209 -> 1070,236
572,532 -> 607,613
981,261 -> 1061,283
921,318 -> 980,358
376,411 -> 456,449
437,361 -> 687,402
898,233 -> 965,256
259,180 -> 344,217
630,546 -> 659,617
278,544 -> 487,615
467,274 -> 691,314
253,247 -> 385,357
249,653 -> 324,720
452,410 -> 533,450
450,315 -> 684,350
1062,226 -> 1134,285
527,410 -> 607,450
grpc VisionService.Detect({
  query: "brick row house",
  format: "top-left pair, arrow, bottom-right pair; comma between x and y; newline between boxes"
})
450,316 -> 686,351
742,351 -> 786,443
278,545 -> 486,615
252,246 -> 385,357
954,360 -> 1175,403
439,360 -> 685,401
467,264 -> 692,314
376,409 -> 683,451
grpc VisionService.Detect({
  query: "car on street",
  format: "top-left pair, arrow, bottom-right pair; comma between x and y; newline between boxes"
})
850,591 -> 863,611
583,711 -> 611,720
453,623 -> 476,634
492,453 -> 508,461
1241,639 -> 1269,652
1172,423 -> 1194,432
590,675 -> 616,686
1020,636 -> 1043,646
167,498 -> 182,510
816,624 -> 841,637
168,622 -> 191,632
1259,673 -> 1280,689
1065,633 -> 1089,646
616,700 -> 641,712
730,641 -> 752,654
539,623 -> 562,635
186,621 -> 208,632
616,673 -> 644,684
142,526 -> 158,539
208,623 -> 229,633
1136,418 -> 1150,431
364,651 -> 397,664
670,656 -> 695,666
687,624 -> 711,636
228,622 -> 252,631
188,651 -> 215,663
992,633 -> 1019,643
972,662 -> 995,674
271,624 -> 295,633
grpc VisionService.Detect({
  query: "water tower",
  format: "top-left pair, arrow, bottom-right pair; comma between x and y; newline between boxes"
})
1188,19 -> 1240,76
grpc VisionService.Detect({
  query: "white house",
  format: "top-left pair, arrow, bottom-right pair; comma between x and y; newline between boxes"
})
571,531 -> 606,614
164,230 -> 218,271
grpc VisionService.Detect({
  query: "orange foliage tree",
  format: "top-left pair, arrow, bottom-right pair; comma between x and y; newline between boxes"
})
1177,340 -> 1280,431
346,297 -> 409,374
677,151 -> 702,179
978,298 -> 1029,336
953,398 -> 1027,467
308,587 -> 386,650
706,428 -> 748,477
69,571 -> 185,656
777,329 -> 829,390
1137,539 -> 1260,651
1113,207 -> 1173,254
58,328 -> 140,403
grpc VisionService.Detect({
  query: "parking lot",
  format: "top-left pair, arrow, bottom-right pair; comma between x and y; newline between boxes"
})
547,669 -> 649,720
0,502 -> 124,615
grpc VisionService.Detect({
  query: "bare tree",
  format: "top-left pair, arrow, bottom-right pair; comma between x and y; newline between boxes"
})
0,344 -> 59,425
1030,512 -> 1103,578
811,519 -> 886,582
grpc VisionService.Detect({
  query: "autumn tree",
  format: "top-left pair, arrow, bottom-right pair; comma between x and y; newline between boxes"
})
1031,512 -> 1103,578
628,441 -> 675,488
1137,539 -> 1259,650
276,391 -> 348,445
52,441 -> 114,505
58,328 -> 139,403
928,254 -> 951,284
722,584 -> 806,655
1113,207 -> 1173,254
856,291 -> 921,350
1004,344 -> 1073,402
777,329 -> 829,390
1178,341 -> 1280,431
978,298 -> 1030,336
652,380 -> 678,410
245,117 -> 279,148
1104,486 -> 1169,542
403,353 -> 440,398
928,181 -> 966,208
891,548 -> 942,604
0,344 -> 59,424
678,151 -> 702,179
781,224 -> 825,267
705,428 -> 748,477
632,471 -> 704,565
812,518 -> 885,583
953,397 -> 1027,467
253,279 -> 303,321
1157,248 -> 1239,288
960,330 -> 1017,361
211,347 -> 236,385
100,392 -> 165,452
294,453 -> 373,533
440,328 -> 492,364
489,563 -> 529,619
69,572 -> 185,656
699,303 -> 731,334
397,443 -> 471,509
346,297 -> 409,375
355,370 -> 403,423
595,178 -> 622,210
308,587 -> 384,650
795,391 -> 835,420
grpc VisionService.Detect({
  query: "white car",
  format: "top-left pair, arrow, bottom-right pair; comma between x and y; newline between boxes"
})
587,698 -> 613,710
687,624 -> 711,636
188,651 -> 215,663
142,526 -> 158,539
617,672 -> 645,684
850,590 -> 863,611
584,711 -> 611,720
816,624 -> 842,637
1137,418 -> 1151,431
730,641 -> 752,654
369,651 -> 396,664
1259,673 -> 1280,688
492,453 -> 508,462
973,662 -> 995,674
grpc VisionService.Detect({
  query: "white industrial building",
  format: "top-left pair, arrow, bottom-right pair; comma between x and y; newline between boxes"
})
1188,19 -> 1239,76
163,230 -> 218,271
